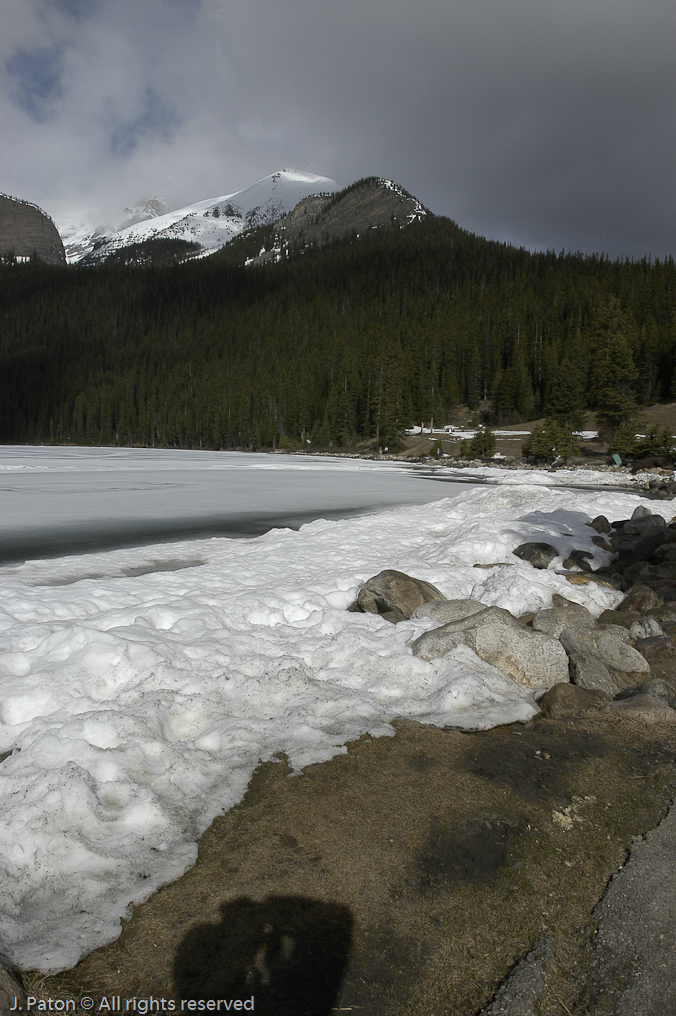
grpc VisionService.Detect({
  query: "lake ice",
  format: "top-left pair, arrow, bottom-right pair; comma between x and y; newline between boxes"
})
0,447 -> 659,972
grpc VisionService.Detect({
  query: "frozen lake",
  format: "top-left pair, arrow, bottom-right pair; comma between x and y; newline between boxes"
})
0,446 -> 478,562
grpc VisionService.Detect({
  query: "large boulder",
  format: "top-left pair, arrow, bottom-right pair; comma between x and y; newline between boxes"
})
411,599 -> 485,623
623,512 -> 666,536
606,695 -> 676,724
532,594 -> 595,638
355,569 -> 445,621
513,542 -> 558,569
589,515 -> 612,534
539,683 -> 608,718
634,635 -> 673,660
614,678 -> 676,711
412,606 -> 569,690
618,584 -> 664,613
559,625 -> 650,675
568,652 -> 630,697
628,617 -> 664,640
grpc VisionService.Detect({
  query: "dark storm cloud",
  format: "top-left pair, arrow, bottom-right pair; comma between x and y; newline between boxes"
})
6,45 -> 63,121
109,88 -> 180,158
48,0 -> 98,18
0,0 -> 672,256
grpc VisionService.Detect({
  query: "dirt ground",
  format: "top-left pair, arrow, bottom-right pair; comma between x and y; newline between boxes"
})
28,713 -> 676,1016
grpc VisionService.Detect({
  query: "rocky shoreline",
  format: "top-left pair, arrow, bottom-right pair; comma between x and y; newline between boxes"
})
350,503 -> 676,728
342,502 -> 676,1013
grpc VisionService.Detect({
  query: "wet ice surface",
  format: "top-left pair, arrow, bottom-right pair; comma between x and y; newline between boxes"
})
0,448 -> 661,973
0,447 -> 478,562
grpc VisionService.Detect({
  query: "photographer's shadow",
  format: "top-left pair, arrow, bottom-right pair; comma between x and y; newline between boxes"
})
173,895 -> 353,1015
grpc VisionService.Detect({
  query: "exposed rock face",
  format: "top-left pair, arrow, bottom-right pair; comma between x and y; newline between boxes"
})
252,178 -> 427,264
0,194 -> 66,265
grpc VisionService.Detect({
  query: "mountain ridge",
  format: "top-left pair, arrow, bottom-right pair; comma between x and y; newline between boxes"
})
240,177 -> 428,266
58,170 -> 339,264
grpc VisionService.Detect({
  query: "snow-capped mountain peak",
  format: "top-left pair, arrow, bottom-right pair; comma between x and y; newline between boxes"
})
58,170 -> 339,264
121,197 -> 171,229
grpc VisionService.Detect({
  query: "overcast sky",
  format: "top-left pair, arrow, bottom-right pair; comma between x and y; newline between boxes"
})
0,0 -> 673,257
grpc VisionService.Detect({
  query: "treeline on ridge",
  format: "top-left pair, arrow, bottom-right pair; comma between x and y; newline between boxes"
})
0,214 -> 674,451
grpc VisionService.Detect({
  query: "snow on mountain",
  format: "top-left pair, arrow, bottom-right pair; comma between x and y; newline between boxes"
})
119,196 -> 171,229
58,171 -> 338,264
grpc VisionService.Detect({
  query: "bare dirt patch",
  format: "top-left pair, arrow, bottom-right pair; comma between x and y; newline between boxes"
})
27,715 -> 676,1015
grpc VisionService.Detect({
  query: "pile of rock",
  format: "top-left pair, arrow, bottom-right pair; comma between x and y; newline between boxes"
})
644,475 -> 676,499
349,505 -> 676,725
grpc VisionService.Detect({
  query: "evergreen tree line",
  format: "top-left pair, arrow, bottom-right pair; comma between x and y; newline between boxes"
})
0,215 -> 674,451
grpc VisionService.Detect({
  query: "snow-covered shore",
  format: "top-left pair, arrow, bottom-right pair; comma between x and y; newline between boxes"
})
0,460 -> 670,973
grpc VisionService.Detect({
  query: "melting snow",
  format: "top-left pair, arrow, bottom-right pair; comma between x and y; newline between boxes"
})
0,449 -> 663,972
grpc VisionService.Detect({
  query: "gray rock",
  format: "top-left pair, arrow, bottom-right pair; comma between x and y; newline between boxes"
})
624,510 -> 665,535
562,549 -> 594,572
629,617 -> 664,640
632,503 -> 654,519
647,606 -> 676,625
634,635 -> 674,659
479,937 -> 556,1016
606,694 -> 676,723
622,560 -> 654,586
513,542 -> 558,569
379,607 -> 407,624
568,652 -> 626,697
356,569 -> 446,620
654,544 -> 676,562
560,625 -> 649,674
532,594 -> 595,638
589,515 -> 612,534
638,561 -> 676,581
597,608 -> 643,629
0,954 -> 26,1016
617,529 -> 676,565
614,678 -> 676,710
619,584 -> 664,613
645,648 -> 676,686
539,682 -> 608,718
411,598 -> 485,623
412,606 -> 569,689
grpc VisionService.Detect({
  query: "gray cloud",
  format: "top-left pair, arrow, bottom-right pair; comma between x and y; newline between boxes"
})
0,0 -> 673,256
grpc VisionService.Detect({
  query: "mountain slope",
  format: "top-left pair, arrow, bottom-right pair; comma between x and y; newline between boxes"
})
63,171 -> 338,264
1,210 -> 672,453
0,194 -> 66,265
217,177 -> 428,267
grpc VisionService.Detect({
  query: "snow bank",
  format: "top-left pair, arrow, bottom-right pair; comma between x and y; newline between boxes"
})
0,481 -> 666,972
426,462 -> 653,489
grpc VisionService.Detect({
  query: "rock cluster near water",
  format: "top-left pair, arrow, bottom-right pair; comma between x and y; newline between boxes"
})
350,505 -> 676,724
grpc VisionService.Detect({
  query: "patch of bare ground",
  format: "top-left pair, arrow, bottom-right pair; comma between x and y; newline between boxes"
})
25,715 -> 676,1016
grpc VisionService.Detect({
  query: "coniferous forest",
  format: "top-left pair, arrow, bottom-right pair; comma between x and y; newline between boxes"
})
1,213 -> 674,451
